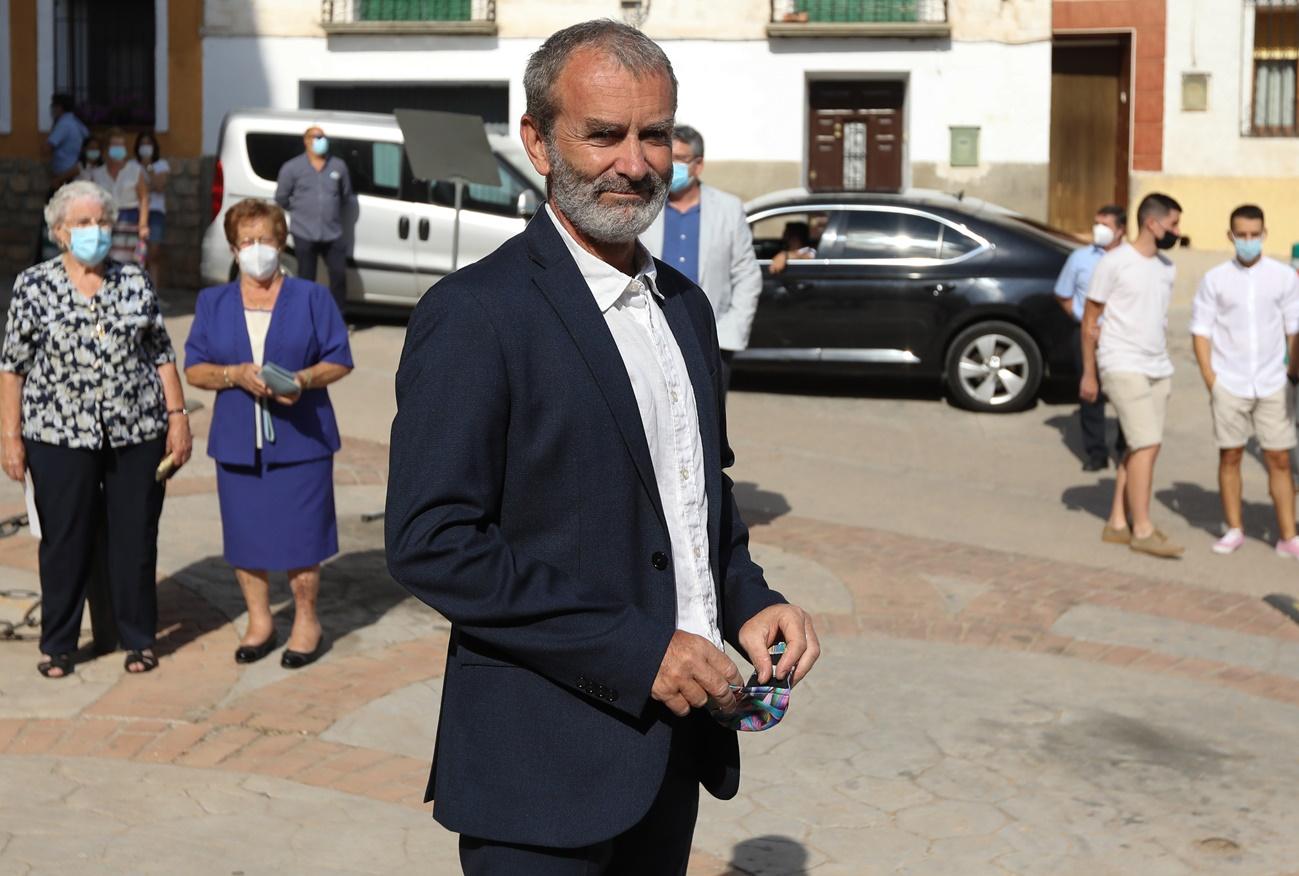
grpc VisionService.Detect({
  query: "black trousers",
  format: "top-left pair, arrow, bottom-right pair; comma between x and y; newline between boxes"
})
295,236 -> 348,316
25,436 -> 166,655
458,723 -> 702,875
1072,327 -> 1126,462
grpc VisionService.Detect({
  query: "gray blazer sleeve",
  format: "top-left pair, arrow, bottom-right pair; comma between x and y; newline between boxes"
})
715,195 -> 762,352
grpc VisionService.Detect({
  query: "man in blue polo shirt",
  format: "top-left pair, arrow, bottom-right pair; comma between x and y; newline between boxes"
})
1056,204 -> 1127,471
642,125 -> 762,398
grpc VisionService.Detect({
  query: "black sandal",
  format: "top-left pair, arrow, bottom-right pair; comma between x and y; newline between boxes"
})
124,650 -> 159,673
38,653 -> 74,679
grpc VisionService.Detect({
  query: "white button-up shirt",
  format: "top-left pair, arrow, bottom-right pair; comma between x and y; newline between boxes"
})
548,207 -> 721,648
1190,256 -> 1299,399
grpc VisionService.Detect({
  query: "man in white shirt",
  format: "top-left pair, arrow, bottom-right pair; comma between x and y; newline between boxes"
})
1080,192 -> 1184,558
1190,204 -> 1299,556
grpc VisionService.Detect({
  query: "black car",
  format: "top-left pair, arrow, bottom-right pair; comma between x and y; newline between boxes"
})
739,190 -> 1079,412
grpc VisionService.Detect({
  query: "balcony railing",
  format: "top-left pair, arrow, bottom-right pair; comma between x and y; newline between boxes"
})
321,0 -> 496,34
769,0 -> 949,36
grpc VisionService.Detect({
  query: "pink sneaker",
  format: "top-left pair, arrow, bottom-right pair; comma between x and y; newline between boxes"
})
1212,528 -> 1245,555
1276,537 -> 1299,560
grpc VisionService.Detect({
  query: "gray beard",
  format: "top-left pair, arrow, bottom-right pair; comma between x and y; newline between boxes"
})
546,141 -> 668,244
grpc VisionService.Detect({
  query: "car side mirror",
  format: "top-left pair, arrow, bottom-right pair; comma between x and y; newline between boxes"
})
517,190 -> 539,218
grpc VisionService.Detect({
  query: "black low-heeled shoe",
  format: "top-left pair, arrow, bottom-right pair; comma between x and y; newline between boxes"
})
280,636 -> 325,670
234,631 -> 279,665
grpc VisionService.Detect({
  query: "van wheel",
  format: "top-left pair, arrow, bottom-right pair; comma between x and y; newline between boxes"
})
945,321 -> 1042,413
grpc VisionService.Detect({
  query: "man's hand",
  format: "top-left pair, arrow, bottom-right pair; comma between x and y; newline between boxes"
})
1079,372 -> 1099,404
738,603 -> 821,687
651,631 -> 743,717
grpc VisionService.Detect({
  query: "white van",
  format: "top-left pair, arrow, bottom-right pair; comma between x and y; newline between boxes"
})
201,108 -> 543,309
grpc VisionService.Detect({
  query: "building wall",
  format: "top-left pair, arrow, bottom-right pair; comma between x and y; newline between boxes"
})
203,36 -> 1051,214
1131,0 -> 1299,259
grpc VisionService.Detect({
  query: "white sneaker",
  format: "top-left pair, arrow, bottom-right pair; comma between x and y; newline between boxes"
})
1276,537 -> 1299,560
1212,528 -> 1245,555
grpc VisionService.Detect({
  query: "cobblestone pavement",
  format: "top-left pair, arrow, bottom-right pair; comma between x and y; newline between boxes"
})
3,304 -> 1299,874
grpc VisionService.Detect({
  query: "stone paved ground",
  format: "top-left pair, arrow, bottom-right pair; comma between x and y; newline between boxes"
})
2,293 -> 1299,874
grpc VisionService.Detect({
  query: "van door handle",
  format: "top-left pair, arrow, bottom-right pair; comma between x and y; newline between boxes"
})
398,217 -> 410,239
418,218 -> 430,241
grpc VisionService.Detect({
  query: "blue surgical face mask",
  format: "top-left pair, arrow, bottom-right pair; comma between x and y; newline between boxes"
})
107,145 -> 128,162
69,226 -> 112,266
85,149 -> 101,162
311,136 -> 329,156
669,161 -> 693,194
1233,235 -> 1264,263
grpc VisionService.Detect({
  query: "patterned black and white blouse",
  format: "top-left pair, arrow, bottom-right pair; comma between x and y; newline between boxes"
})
1,256 -> 176,449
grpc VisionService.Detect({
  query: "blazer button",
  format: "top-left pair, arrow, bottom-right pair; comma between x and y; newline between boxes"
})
651,551 -> 669,571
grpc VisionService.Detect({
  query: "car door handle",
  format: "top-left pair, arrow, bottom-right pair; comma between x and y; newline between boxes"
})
418,218 -> 430,241
398,216 -> 410,240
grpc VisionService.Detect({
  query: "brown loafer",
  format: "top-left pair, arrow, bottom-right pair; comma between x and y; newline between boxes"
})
1102,525 -> 1131,545
1130,530 -> 1184,558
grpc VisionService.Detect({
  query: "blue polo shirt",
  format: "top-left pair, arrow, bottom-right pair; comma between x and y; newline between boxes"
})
47,112 -> 89,176
1054,244 -> 1106,322
662,203 -> 701,284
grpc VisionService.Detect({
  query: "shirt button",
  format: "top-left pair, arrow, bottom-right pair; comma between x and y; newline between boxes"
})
693,546 -> 702,558
678,257 -> 686,262
680,234 -> 686,240
671,390 -> 679,403
680,467 -> 689,481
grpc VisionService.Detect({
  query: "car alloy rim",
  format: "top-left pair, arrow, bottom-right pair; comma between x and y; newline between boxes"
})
957,334 -> 1028,406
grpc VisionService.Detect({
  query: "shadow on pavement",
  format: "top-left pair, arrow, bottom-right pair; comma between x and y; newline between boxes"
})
1044,413 -> 1088,464
728,835 -> 809,875
732,482 -> 791,528
730,370 -> 944,403
1061,478 -> 1118,521
1157,481 -> 1277,542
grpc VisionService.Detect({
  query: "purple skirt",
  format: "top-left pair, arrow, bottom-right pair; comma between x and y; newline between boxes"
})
215,455 -> 338,571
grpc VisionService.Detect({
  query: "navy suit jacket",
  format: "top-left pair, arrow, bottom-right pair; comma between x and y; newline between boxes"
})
184,277 -> 353,466
385,209 -> 784,848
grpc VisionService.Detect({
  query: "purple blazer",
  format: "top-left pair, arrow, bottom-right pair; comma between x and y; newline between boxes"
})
184,277 -> 353,466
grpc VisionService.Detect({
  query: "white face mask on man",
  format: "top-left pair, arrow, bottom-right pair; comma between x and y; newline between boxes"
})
237,243 -> 280,281
1092,223 -> 1116,248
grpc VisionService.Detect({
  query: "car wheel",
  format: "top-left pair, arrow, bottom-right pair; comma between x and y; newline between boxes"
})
944,321 -> 1043,413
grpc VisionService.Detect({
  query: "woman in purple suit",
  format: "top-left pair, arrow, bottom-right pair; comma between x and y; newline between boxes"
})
184,199 -> 352,668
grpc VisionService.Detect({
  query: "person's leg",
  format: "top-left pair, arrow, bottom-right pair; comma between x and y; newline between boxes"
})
24,440 -> 101,668
100,437 -> 166,661
1218,447 -> 1246,531
146,210 -> 165,290
234,568 -> 275,646
1074,328 -> 1108,466
286,565 -> 322,653
1264,449 -> 1297,541
322,237 -> 348,316
295,238 -> 321,283
458,835 -> 610,876
607,722 -> 701,876
1107,452 -> 1130,531
1126,444 -> 1161,539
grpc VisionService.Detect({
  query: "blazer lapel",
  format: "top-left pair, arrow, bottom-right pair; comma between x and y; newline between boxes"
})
527,215 -> 668,532
226,283 -> 254,365
657,278 -> 723,558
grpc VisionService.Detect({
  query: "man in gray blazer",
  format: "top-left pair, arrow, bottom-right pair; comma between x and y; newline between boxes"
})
642,126 -> 762,395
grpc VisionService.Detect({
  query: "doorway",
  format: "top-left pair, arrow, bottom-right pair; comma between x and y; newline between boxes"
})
1049,36 -> 1131,233
807,81 -> 905,193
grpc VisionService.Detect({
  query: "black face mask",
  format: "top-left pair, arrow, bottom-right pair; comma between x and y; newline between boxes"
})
1153,223 -> 1178,250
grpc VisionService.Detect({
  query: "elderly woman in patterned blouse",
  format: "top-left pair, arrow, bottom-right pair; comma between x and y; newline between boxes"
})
0,180 -> 192,679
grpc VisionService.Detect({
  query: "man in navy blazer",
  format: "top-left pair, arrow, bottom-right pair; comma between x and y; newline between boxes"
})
385,20 -> 820,875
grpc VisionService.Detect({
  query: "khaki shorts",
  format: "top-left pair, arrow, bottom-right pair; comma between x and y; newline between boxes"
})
1102,371 -> 1172,450
1210,384 -> 1296,450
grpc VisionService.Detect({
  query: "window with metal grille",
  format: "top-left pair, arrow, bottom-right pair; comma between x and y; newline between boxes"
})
53,0 -> 155,127
1252,1 -> 1299,135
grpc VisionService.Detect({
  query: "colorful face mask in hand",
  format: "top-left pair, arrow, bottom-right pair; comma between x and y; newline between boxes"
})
710,643 -> 793,732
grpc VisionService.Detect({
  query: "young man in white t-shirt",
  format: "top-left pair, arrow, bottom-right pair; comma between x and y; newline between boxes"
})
1190,204 -> 1299,557
1080,193 -> 1183,558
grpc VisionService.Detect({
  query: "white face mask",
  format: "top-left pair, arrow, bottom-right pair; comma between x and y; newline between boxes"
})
139,144 -> 155,160
237,243 -> 280,281
1092,223 -> 1116,248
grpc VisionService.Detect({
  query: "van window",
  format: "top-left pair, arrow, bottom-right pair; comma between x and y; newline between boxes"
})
244,132 -> 401,200
408,157 -> 532,218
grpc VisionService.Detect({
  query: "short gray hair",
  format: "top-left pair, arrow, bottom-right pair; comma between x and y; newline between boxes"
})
673,125 -> 704,159
524,19 -> 678,140
44,180 -> 117,241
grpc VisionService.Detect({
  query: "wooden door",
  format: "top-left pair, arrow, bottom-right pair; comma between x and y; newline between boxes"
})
1048,39 -> 1129,233
808,82 -> 904,193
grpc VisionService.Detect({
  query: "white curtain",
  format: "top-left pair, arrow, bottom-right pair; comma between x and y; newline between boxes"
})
1255,59 -> 1297,129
